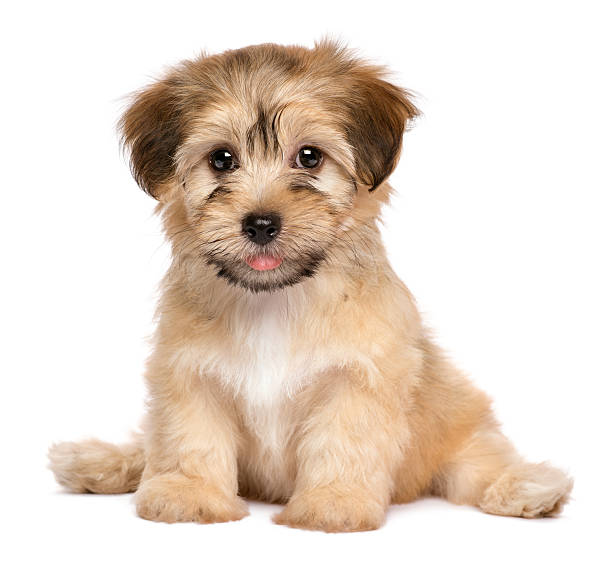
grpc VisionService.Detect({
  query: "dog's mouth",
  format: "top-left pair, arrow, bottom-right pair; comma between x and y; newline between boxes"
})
208,250 -> 324,293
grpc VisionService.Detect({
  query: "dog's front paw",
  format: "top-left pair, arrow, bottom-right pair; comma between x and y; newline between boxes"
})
135,473 -> 248,524
479,462 -> 573,518
274,487 -> 385,532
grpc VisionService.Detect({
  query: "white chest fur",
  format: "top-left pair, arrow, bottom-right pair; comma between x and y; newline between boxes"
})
209,291 -> 313,451
231,294 -> 293,406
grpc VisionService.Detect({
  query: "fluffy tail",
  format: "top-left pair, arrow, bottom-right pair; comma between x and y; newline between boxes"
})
48,435 -> 145,494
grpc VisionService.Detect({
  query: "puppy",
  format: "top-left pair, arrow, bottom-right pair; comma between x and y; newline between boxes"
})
49,41 -> 573,532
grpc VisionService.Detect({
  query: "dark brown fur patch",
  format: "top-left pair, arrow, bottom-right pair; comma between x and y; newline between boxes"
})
119,77 -> 189,198
289,173 -> 319,194
206,185 -> 232,203
246,106 -> 277,156
343,77 -> 419,192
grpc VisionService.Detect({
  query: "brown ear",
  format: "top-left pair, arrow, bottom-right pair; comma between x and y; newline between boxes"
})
344,74 -> 419,192
119,76 -> 186,199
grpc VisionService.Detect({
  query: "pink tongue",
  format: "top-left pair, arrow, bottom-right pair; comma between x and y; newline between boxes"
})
246,255 -> 283,271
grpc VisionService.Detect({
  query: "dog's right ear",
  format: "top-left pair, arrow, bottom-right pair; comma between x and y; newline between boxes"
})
119,76 -> 186,199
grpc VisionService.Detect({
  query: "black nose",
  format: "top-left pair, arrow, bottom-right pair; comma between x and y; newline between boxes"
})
242,213 -> 281,245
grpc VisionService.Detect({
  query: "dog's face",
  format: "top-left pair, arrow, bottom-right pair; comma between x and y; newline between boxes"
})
121,42 -> 418,292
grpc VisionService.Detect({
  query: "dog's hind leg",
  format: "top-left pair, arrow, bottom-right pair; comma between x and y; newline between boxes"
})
432,424 -> 573,518
48,434 -> 145,494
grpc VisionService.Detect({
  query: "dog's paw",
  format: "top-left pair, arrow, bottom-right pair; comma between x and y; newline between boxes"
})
135,474 -> 248,524
274,487 -> 385,532
479,462 -> 573,518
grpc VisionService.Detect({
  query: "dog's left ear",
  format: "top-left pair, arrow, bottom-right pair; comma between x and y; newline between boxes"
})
345,73 -> 419,192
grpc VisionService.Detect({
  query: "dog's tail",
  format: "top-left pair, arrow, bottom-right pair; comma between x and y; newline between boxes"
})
48,434 -> 145,494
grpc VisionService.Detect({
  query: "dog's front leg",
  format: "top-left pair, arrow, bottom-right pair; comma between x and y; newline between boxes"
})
134,348 -> 247,524
275,369 -> 408,532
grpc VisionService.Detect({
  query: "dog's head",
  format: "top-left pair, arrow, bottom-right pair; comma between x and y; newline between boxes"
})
120,42 -> 418,292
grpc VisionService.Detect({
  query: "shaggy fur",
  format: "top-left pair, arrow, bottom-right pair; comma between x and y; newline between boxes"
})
48,41 -> 572,532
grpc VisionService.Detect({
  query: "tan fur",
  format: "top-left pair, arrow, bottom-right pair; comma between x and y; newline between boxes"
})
48,41 -> 572,532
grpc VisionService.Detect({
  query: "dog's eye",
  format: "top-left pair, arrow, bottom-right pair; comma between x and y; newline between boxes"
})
295,147 -> 322,169
210,149 -> 237,172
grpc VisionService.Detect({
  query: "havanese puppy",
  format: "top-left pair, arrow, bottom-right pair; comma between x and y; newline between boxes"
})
49,41 -> 573,532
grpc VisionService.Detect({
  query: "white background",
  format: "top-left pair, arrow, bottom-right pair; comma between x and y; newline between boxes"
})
1,1 -> 610,568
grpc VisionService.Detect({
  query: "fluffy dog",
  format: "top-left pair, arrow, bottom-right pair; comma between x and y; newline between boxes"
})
49,41 -> 572,532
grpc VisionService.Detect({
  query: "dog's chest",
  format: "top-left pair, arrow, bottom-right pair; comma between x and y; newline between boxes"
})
214,294 -> 312,450
236,301 -> 293,406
